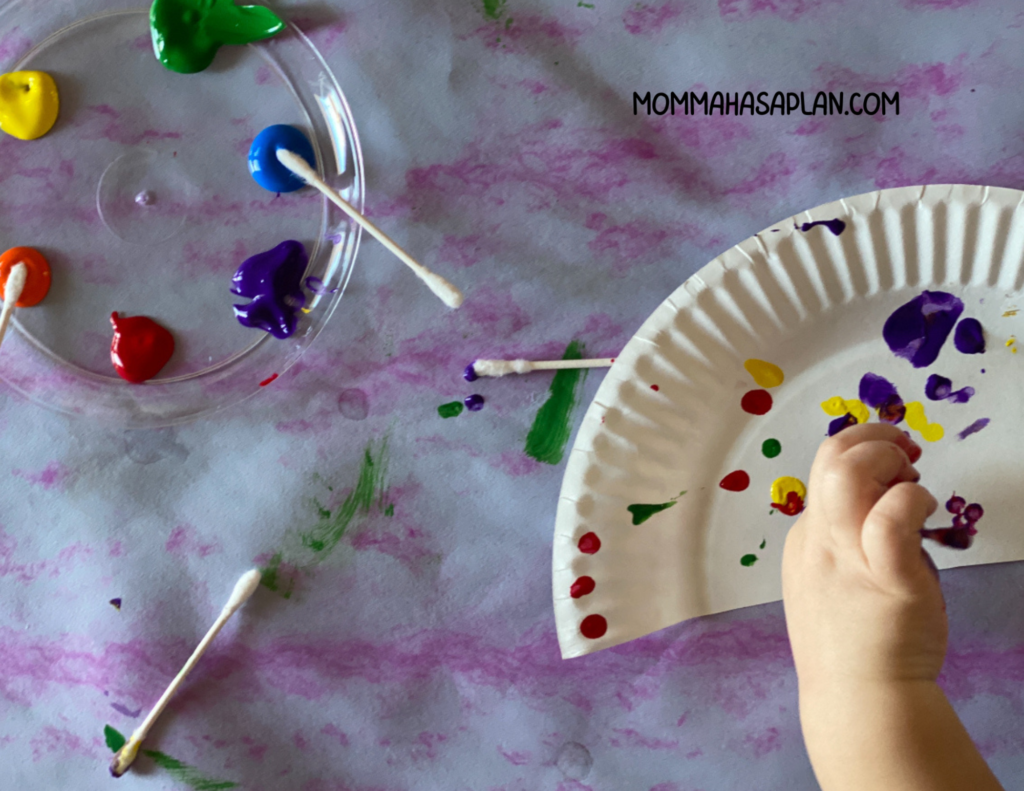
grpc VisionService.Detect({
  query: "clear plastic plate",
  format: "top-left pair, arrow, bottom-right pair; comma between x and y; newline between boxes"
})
0,0 -> 363,426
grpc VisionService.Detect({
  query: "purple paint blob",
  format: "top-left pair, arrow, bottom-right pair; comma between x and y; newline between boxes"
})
859,373 -> 905,423
109,598 -> 121,610
957,417 -> 990,440
110,703 -> 142,718
463,364 -> 479,382
828,413 -> 858,436
953,317 -> 985,354
882,291 -> 964,368
921,492 -> 983,550
464,394 -> 485,411
231,240 -> 307,339
797,218 -> 846,236
924,374 -> 973,404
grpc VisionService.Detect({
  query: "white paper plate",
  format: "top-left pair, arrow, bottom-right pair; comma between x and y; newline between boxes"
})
554,184 -> 1024,658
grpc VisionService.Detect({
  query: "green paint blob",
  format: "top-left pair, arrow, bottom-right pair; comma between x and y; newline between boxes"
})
482,0 -> 506,20
627,501 -> 676,525
438,401 -> 464,418
150,0 -> 285,74
762,438 -> 782,458
524,340 -> 586,465
385,503 -> 395,517
760,538 -> 766,550
740,554 -> 758,567
104,725 -> 126,752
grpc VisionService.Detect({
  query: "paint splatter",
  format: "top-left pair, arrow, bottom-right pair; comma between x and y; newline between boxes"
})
740,554 -> 758,566
438,401 -> 464,418
104,726 -> 237,789
954,318 -> 985,354
921,493 -> 983,550
627,501 -> 675,525
904,401 -> 944,442
464,394 -> 485,411
759,538 -> 766,549
570,576 -> 595,598
524,340 -> 586,465
859,373 -> 905,424
719,470 -> 750,491
743,358 -> 784,388
110,703 -> 142,718
761,438 -> 781,458
1007,336 -> 1018,354
1003,309 -> 1018,317
109,598 -> 121,610
650,384 -> 660,391
821,396 -> 869,425
883,291 -> 963,368
580,614 -> 607,639
924,374 -> 973,404
577,532 -> 601,554
740,389 -> 772,415
770,476 -> 806,516
259,373 -> 278,387
797,218 -> 846,236
957,418 -> 990,440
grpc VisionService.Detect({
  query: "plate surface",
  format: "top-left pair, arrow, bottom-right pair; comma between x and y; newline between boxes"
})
0,0 -> 363,426
554,184 -> 1024,658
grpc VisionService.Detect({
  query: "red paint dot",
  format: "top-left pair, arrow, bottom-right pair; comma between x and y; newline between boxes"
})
577,532 -> 601,554
260,373 -> 279,387
610,358 -> 616,362
741,389 -> 772,415
580,614 -> 608,639
570,576 -> 596,598
719,470 -> 750,491
650,384 -> 659,391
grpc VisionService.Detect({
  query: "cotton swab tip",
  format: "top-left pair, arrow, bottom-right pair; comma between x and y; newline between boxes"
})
223,569 -> 262,615
4,262 -> 27,303
472,359 -> 533,378
109,733 -> 142,777
276,147 -> 316,182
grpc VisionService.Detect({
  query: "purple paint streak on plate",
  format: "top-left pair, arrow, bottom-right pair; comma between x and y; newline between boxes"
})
883,291 -> 964,368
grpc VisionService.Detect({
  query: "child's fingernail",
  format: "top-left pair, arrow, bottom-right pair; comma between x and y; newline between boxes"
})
908,442 -> 922,462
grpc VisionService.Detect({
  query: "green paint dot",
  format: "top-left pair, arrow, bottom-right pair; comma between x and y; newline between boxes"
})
627,501 -> 676,525
759,538 -> 766,550
104,725 -> 126,753
762,438 -> 782,458
740,554 -> 758,567
438,401 -> 464,418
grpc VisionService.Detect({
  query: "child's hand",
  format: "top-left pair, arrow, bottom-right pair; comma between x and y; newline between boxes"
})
782,423 -> 946,691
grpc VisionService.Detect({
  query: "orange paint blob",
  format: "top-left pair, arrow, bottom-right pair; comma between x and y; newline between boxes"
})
0,247 -> 51,306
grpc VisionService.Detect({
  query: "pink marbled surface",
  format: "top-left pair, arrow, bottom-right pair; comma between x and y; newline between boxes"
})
2,0 -> 1024,788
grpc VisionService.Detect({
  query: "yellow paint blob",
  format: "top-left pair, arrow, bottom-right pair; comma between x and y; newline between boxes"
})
743,358 -> 784,388
820,396 -> 869,425
904,401 -> 944,442
0,71 -> 59,141
1003,309 -> 1018,317
1007,336 -> 1018,354
770,476 -> 807,515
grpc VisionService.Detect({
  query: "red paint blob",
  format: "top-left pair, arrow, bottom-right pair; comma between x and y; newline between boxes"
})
650,384 -> 659,391
610,358 -> 616,362
719,470 -> 750,491
110,312 -> 174,383
772,491 -> 805,516
259,373 -> 279,387
580,614 -> 607,639
741,389 -> 773,415
570,576 -> 596,598
577,532 -> 601,554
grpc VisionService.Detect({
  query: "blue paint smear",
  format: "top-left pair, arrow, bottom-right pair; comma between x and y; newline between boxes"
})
883,291 -> 964,368
953,318 -> 985,354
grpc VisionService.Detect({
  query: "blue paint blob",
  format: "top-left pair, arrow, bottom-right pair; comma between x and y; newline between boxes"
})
463,363 -> 478,382
464,394 -> 485,411
798,218 -> 846,236
953,317 -> 985,354
248,125 -> 316,193
231,240 -> 307,339
882,291 -> 963,368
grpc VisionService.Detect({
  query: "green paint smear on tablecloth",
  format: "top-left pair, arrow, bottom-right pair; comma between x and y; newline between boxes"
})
524,340 -> 586,465
438,401 -> 464,418
482,0 -> 506,20
104,725 -> 237,790
627,501 -> 676,525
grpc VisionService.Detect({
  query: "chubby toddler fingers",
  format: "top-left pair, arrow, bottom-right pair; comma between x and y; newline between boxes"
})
861,482 -> 940,588
812,422 -> 922,476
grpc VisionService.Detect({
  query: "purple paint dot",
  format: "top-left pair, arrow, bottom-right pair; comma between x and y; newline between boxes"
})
463,364 -> 478,382
337,388 -> 369,420
464,394 -> 485,411
953,317 -> 985,354
883,291 -> 964,368
798,218 -> 846,236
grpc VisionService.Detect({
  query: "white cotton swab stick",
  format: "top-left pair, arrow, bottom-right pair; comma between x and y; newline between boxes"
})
109,569 -> 262,778
275,149 -> 464,310
471,357 -> 616,378
0,262 -> 28,351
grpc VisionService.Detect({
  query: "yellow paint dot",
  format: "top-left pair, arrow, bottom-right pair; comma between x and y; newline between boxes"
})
904,401 -> 944,442
820,396 -> 869,425
301,307 -> 312,314
744,359 -> 784,388
0,71 -> 59,141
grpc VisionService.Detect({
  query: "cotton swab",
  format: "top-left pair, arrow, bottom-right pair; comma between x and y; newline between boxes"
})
468,357 -> 616,378
0,262 -> 28,351
275,148 -> 464,309
109,569 -> 262,778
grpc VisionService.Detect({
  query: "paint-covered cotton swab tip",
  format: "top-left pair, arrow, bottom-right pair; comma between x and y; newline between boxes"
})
109,569 -> 262,778
0,262 -> 27,352
275,149 -> 464,309
466,357 -> 616,379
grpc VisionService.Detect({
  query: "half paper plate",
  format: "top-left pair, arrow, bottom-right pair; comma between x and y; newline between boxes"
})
554,184 -> 1024,659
